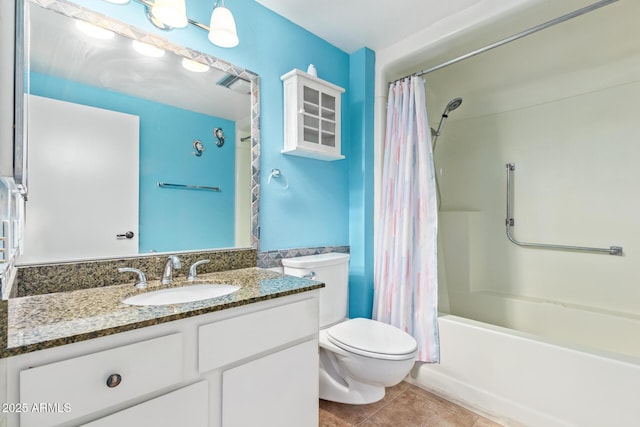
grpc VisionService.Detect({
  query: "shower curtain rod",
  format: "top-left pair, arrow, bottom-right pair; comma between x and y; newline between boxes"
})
393,0 -> 618,82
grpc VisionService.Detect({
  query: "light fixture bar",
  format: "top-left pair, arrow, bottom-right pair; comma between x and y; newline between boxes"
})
132,0 -> 211,31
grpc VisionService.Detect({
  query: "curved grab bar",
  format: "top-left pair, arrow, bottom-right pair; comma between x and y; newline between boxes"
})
505,163 -> 622,256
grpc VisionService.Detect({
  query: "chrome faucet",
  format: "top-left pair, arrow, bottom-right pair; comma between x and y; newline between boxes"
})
161,255 -> 181,285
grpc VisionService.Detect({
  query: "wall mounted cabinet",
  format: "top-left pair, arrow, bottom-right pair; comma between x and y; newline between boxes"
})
281,69 -> 345,161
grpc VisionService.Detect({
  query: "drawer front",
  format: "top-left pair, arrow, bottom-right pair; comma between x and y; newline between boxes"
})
199,297 -> 318,373
20,333 -> 183,427
81,381 -> 208,427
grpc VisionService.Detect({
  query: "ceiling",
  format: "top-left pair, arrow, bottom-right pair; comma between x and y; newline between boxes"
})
255,0 -> 483,53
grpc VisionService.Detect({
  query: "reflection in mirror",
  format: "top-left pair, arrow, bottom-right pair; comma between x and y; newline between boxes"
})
19,0 -> 260,264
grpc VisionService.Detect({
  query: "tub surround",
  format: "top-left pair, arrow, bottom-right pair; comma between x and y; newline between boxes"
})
2,267 -> 322,358
15,248 -> 257,297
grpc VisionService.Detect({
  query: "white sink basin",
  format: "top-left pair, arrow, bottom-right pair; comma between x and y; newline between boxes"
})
123,284 -> 240,306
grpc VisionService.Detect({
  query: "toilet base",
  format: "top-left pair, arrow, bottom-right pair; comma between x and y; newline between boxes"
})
319,351 -> 386,404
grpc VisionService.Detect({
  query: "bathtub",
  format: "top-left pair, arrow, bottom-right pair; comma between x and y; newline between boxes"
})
407,314 -> 640,427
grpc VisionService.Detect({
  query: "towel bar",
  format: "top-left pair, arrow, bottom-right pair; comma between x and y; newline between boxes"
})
157,182 -> 220,192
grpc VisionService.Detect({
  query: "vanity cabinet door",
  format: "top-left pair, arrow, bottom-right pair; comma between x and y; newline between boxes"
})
80,380 -> 208,427
222,339 -> 319,427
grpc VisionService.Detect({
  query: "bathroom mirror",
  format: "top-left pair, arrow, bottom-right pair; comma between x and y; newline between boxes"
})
18,0 -> 260,264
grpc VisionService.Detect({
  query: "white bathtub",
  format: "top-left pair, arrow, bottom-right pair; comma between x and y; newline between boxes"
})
407,314 -> 640,427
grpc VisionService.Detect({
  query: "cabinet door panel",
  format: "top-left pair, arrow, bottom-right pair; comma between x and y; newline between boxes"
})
222,339 -> 319,427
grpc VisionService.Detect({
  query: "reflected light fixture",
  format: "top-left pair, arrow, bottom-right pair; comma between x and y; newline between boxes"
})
75,20 -> 115,39
181,57 -> 209,73
132,40 -> 165,57
208,0 -> 239,48
105,0 -> 240,48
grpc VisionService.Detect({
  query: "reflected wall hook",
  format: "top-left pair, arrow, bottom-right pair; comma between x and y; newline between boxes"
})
213,128 -> 225,147
192,139 -> 204,156
268,169 -> 289,189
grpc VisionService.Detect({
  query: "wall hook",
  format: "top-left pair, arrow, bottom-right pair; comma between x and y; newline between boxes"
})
192,139 -> 204,157
268,169 -> 289,189
213,128 -> 225,147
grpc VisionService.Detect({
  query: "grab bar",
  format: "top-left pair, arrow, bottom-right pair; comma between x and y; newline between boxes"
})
157,182 -> 220,192
505,163 -> 622,256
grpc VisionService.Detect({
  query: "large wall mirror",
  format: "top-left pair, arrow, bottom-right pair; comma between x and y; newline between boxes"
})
18,0 -> 260,264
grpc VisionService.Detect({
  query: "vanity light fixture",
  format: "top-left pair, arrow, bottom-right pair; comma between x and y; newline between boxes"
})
132,40 -> 165,57
208,0 -> 239,48
105,0 -> 240,48
75,20 -> 115,39
151,0 -> 188,29
181,57 -> 209,73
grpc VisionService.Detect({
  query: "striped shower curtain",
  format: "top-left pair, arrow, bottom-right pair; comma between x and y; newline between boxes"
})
373,76 -> 439,363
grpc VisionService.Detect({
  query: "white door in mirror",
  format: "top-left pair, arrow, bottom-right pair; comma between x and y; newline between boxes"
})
23,95 -> 139,263
122,284 -> 240,306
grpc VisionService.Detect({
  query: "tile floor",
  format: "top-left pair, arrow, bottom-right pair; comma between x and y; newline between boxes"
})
319,381 -> 504,427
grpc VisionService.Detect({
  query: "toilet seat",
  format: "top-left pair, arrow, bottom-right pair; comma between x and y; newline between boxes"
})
326,318 -> 417,361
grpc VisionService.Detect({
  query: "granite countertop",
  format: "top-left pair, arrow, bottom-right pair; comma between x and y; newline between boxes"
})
2,268 -> 323,358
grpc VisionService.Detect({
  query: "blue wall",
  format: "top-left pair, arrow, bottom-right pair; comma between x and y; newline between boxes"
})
67,0 -> 375,317
348,48 -> 376,318
70,0 -> 351,252
30,72 -> 236,252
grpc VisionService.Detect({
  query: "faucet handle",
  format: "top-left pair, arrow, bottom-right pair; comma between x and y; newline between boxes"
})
118,268 -> 148,289
188,259 -> 210,281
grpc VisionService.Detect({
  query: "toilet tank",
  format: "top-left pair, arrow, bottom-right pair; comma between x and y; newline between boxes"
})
281,253 -> 350,328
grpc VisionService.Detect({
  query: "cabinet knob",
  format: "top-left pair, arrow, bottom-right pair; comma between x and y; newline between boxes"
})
106,373 -> 122,388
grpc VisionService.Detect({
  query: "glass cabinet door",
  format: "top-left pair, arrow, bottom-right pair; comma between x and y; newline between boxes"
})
302,85 -> 337,148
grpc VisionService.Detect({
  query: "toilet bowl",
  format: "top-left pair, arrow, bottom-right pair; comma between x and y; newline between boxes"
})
281,253 -> 418,404
319,318 -> 417,404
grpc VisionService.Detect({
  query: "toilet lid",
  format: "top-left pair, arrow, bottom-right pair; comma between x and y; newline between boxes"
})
327,318 -> 417,360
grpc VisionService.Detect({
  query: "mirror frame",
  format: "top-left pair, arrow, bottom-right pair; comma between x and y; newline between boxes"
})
22,0 -> 261,257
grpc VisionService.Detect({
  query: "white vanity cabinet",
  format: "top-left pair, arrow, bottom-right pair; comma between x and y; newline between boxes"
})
4,291 -> 320,427
281,69 -> 345,161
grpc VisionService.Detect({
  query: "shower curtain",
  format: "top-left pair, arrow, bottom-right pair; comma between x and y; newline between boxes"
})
373,76 -> 439,363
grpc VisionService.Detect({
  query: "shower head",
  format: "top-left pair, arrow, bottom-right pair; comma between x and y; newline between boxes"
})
446,97 -> 463,113
434,97 -> 463,138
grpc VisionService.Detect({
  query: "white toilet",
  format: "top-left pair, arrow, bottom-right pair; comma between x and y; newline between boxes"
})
281,252 -> 417,404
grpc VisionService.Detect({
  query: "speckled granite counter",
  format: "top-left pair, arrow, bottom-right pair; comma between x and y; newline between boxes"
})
2,268 -> 322,359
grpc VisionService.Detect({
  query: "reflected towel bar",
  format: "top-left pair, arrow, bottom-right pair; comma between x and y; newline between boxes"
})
157,182 -> 220,192
505,163 -> 622,256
